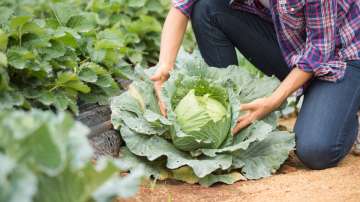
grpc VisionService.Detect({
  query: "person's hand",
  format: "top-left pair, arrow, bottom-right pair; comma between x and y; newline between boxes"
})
150,66 -> 172,116
232,96 -> 282,135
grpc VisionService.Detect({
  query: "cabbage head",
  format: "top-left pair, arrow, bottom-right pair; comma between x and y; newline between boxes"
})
172,90 -> 231,151
111,51 -> 295,186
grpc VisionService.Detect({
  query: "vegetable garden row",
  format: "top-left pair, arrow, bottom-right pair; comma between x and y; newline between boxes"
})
0,0 -> 186,112
0,0 -> 295,202
1,0 -> 176,201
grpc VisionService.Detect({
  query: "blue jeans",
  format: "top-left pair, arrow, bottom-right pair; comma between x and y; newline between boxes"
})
294,61 -> 360,169
191,0 -> 360,169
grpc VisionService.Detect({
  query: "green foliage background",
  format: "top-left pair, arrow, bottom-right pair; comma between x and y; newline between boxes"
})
0,0 -> 195,114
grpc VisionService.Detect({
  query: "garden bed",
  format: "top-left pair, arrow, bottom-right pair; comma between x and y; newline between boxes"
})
121,117 -> 360,202
125,153 -> 360,202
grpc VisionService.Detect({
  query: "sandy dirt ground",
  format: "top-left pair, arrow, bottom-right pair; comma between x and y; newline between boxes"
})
121,117 -> 360,202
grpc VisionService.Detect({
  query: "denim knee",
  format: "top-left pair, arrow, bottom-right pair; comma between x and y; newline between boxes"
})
191,0 -> 212,25
296,138 -> 342,170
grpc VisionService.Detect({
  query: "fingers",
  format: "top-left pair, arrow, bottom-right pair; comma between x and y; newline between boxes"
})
153,82 -> 164,100
153,81 -> 167,117
232,118 -> 253,135
150,68 -> 169,82
150,71 -> 162,81
232,113 -> 255,135
233,98 -> 275,135
158,100 -> 167,117
240,102 -> 257,111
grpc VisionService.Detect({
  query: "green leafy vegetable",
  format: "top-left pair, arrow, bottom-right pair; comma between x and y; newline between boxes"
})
0,109 -> 143,202
111,51 -> 295,186
0,0 -> 195,113
172,89 -> 231,151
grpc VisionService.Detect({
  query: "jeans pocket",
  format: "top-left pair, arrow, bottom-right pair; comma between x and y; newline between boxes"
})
347,60 -> 360,70
345,61 -> 360,81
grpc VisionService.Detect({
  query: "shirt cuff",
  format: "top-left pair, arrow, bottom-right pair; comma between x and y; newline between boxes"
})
291,55 -> 347,82
172,1 -> 195,17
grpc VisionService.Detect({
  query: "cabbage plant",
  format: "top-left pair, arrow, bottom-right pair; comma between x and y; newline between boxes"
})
0,109 -> 143,202
111,52 -> 295,186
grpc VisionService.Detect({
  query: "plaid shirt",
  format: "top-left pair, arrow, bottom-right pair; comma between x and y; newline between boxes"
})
173,0 -> 360,82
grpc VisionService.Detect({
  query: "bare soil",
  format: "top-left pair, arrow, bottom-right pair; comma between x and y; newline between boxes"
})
121,117 -> 360,202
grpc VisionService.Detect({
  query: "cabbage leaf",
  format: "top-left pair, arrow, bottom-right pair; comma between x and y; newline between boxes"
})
0,109 -> 143,202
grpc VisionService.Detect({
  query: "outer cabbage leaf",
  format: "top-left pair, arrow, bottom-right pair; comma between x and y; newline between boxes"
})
120,126 -> 232,178
198,172 -> 246,187
232,131 -> 296,179
199,121 -> 274,157
117,147 -> 171,180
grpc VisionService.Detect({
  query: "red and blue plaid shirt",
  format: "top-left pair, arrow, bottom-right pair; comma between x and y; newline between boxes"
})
173,0 -> 360,82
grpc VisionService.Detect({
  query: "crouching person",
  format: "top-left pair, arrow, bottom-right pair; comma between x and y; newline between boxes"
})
151,0 -> 360,169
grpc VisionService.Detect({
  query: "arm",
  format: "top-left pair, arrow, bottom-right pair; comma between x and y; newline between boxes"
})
232,0 -> 338,134
155,7 -> 189,77
270,67 -> 313,106
151,7 -> 189,116
294,0 -> 339,80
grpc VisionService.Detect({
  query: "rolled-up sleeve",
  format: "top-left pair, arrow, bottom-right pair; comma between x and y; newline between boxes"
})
295,0 -> 345,81
172,0 -> 197,17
